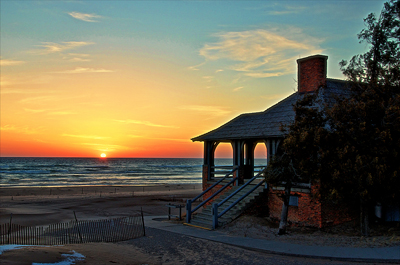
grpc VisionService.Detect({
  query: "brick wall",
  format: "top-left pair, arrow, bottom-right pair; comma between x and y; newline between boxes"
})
267,184 -> 355,228
267,185 -> 323,228
321,199 -> 355,226
297,55 -> 328,93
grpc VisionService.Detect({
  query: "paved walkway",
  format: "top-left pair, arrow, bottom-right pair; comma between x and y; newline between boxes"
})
144,216 -> 400,263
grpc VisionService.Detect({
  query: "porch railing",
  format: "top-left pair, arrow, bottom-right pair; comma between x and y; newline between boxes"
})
186,166 -> 239,223
212,169 -> 266,229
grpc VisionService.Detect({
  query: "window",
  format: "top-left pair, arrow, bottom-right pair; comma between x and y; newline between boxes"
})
289,196 -> 299,206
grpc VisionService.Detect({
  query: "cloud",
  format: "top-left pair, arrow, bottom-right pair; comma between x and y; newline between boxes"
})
0,59 -> 25,66
52,67 -> 114,74
179,105 -> 231,118
261,92 -> 293,101
114,119 -> 179,128
62,134 -> 110,140
128,135 -> 188,142
188,62 -> 206,71
68,12 -> 102,22
80,143 -> 132,152
19,95 -> 85,104
31,42 -> 94,54
62,53 -> 91,62
19,96 -> 60,104
24,108 -> 47,113
0,125 -> 39,135
1,89 -> 52,95
233,86 -> 243,92
266,4 -> 306,15
68,57 -> 91,62
199,28 -> 324,78
202,76 -> 214,83
48,111 -> 77,115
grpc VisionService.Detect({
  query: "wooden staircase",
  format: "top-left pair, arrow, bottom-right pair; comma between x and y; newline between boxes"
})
185,183 -> 265,230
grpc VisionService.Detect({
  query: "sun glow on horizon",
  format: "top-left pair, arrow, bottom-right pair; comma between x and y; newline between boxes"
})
100,153 -> 107,158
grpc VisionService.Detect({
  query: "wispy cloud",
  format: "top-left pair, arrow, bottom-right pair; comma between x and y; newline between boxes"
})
31,42 -> 94,54
179,105 -> 231,118
19,95 -> 84,104
19,96 -> 60,104
202,76 -> 214,83
62,134 -> 110,140
266,4 -> 307,15
48,111 -> 77,115
80,143 -> 132,152
68,57 -> 91,62
52,67 -> 114,74
24,108 -> 47,113
261,92 -> 293,101
128,135 -> 189,143
199,28 -> 323,78
23,108 -> 76,115
0,59 -> 25,66
63,53 -> 91,62
114,119 -> 179,128
233,86 -> 243,92
1,89 -> 52,95
68,12 -> 102,22
0,125 -> 39,135
188,62 -> 206,71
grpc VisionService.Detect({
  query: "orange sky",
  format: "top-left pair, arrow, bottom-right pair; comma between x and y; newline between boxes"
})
1,1 -> 382,158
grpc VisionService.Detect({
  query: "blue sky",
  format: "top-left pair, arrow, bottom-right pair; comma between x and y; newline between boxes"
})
0,0 -> 388,157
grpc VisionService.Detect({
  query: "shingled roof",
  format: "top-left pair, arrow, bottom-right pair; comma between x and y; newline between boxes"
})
191,79 -> 350,142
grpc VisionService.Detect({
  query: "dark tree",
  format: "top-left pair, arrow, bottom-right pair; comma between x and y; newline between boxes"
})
265,93 -> 328,235
337,0 -> 400,236
265,0 -> 400,236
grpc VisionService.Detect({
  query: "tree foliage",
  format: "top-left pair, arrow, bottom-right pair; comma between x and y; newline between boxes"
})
265,0 -> 400,236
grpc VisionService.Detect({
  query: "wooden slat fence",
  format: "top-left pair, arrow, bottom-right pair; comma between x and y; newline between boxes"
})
0,216 -> 144,245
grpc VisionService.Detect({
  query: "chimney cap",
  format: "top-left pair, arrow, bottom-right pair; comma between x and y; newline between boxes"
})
297,54 -> 328,64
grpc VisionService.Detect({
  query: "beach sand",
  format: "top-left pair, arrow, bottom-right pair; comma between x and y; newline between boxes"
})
1,184 -> 399,264
0,184 -> 201,226
0,184 -> 202,264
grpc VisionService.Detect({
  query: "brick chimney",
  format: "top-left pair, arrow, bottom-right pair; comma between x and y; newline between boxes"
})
297,55 -> 328,93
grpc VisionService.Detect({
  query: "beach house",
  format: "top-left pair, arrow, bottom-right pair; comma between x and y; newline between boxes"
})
185,55 -> 356,229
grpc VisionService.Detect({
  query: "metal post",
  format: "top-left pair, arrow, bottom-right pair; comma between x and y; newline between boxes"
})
73,211 -> 83,243
8,213 -> 12,244
141,207 -> 146,237
186,199 -> 192,223
212,203 -> 218,230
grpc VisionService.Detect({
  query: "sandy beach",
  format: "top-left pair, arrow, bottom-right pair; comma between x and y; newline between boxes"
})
0,184 -> 203,264
1,184 -> 399,265
0,184 -> 201,226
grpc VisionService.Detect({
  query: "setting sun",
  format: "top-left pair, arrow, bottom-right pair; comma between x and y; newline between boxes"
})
100,153 -> 107,158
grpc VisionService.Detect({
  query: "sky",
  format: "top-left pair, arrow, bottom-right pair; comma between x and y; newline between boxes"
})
1,0 -> 387,158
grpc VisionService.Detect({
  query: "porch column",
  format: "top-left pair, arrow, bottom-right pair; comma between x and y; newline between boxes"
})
203,141 -> 216,181
266,139 -> 281,165
244,141 -> 256,179
232,140 -> 244,185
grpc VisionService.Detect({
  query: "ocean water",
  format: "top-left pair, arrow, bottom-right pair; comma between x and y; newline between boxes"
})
0,157 -> 270,187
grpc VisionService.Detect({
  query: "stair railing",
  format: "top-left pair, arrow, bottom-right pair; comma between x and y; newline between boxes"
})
212,170 -> 266,229
186,166 -> 238,223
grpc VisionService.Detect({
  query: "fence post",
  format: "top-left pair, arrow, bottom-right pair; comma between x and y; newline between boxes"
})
73,211 -> 83,243
212,203 -> 218,230
140,207 -> 145,237
186,200 -> 191,223
8,213 -> 13,244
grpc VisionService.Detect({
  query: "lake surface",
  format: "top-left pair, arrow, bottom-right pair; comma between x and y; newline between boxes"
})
0,157 -> 267,187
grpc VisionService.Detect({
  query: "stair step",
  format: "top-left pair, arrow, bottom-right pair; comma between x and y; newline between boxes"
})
187,181 -> 265,229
